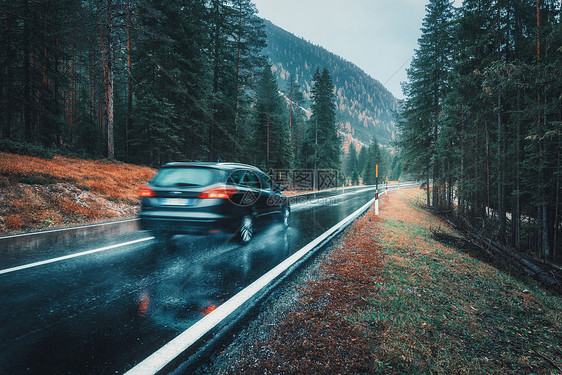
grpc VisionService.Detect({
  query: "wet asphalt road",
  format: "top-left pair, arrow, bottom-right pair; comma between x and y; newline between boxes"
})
0,186 -> 406,374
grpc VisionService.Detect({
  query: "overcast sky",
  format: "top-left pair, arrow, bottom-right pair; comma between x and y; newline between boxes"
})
252,0 -> 461,99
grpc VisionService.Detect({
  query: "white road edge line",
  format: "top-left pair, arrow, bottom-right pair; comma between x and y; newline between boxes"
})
124,191 -> 388,375
0,218 -> 140,240
0,237 -> 154,276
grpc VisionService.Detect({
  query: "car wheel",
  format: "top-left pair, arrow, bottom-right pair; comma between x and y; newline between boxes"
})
281,206 -> 290,228
238,215 -> 254,244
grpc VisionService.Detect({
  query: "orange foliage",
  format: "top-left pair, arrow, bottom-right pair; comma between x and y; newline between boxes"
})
57,197 -> 103,219
0,152 -> 156,235
0,152 -> 156,202
229,197 -> 384,374
5,216 -> 24,230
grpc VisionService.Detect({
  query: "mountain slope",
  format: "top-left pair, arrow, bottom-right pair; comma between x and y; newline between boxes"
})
262,19 -> 398,149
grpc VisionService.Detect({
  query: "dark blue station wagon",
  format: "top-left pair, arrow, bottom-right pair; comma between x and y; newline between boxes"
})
138,162 -> 290,244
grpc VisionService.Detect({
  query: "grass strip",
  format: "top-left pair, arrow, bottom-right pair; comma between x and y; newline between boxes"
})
362,189 -> 562,374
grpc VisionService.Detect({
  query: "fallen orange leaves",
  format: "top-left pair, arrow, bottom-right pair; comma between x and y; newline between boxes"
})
0,152 -> 156,235
217,192 -> 387,374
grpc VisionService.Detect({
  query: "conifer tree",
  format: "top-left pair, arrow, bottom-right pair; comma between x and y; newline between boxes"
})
303,68 -> 341,173
363,136 -> 383,185
357,146 -> 368,177
397,0 -> 454,207
207,0 -> 266,162
399,0 -> 561,259
252,64 -> 292,170
345,144 -> 358,182
286,76 -> 306,169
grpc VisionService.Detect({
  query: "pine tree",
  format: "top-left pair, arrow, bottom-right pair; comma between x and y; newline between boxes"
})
131,94 -> 180,166
286,76 -> 306,169
397,0 -> 454,207
363,136 -> 384,185
207,0 -> 266,162
400,0 -> 562,259
303,68 -> 341,176
357,146 -> 368,177
390,155 -> 402,181
130,0 -> 212,165
345,144 -> 358,182
252,64 -> 292,170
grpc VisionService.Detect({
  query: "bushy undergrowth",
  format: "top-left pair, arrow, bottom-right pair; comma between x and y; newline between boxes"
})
0,139 -> 56,159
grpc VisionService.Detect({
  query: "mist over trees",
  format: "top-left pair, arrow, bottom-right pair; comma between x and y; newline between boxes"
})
398,0 -> 561,260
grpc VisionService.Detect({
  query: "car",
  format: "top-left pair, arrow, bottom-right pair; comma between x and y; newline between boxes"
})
138,162 -> 290,244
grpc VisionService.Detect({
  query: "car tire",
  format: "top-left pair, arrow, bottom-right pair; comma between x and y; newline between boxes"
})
238,215 -> 254,244
281,206 -> 290,228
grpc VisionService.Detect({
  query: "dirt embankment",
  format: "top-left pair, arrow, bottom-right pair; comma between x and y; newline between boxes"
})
0,153 -> 156,235
0,153 -> 308,236
209,187 -> 562,374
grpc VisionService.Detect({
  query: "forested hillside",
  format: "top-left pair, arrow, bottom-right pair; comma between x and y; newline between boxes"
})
398,0 -> 561,262
262,20 -> 399,149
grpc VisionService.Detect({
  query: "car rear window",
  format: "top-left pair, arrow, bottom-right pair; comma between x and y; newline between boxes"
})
150,167 -> 221,187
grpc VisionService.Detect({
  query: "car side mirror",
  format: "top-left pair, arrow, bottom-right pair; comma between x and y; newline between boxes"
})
274,184 -> 286,192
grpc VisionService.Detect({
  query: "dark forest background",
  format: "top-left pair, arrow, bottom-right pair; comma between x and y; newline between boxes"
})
398,0 -> 561,261
0,0 -> 399,184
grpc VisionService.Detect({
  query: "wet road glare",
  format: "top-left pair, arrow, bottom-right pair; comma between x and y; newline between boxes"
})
0,187 -> 393,374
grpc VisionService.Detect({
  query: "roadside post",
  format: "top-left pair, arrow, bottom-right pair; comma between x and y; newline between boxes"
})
375,164 -> 379,215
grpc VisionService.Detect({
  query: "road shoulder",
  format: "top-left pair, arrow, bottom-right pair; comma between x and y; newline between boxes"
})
204,187 -> 562,374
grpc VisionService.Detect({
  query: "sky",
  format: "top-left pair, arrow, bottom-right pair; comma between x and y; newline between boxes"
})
252,0 -> 461,100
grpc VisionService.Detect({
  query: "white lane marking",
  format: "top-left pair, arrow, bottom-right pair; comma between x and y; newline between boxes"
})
0,219 -> 140,240
124,192 -> 385,375
0,237 -> 154,276
290,186 -> 375,210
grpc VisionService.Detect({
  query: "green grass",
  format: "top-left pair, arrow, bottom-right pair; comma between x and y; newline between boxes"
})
356,217 -> 562,374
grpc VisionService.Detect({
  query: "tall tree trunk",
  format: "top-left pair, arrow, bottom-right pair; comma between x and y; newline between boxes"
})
426,172 -> 431,207
512,89 -> 521,249
552,116 -> 562,260
23,0 -> 32,142
554,126 -> 560,260
54,38 -> 61,146
126,0 -> 132,162
98,12 -> 108,154
536,0 -> 549,259
485,120 -> 491,218
497,84 -> 506,239
432,123 -> 439,208
209,0 -> 221,161
70,41 -> 76,141
106,0 -> 115,159
234,0 -> 242,135
2,11 -> 15,139
460,116 -> 465,213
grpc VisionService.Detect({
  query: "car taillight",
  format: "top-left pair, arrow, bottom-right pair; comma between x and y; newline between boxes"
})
198,187 -> 238,199
138,186 -> 156,198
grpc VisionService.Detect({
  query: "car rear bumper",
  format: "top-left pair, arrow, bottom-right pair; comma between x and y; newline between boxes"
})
139,215 -> 237,235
